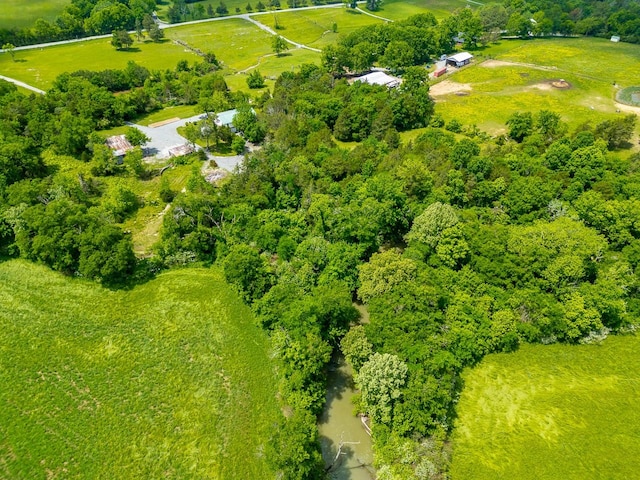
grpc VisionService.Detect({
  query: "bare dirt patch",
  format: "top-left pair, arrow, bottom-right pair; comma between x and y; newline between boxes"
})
430,80 -> 472,97
615,102 -> 640,115
148,117 -> 180,128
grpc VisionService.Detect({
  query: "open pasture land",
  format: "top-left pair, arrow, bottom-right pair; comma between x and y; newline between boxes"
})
166,18 -> 275,71
0,260 -> 280,479
0,0 -> 69,30
433,37 -> 640,134
0,38 -> 196,91
253,7 -> 384,48
224,47 -> 321,90
450,336 -> 640,480
378,0 -> 474,21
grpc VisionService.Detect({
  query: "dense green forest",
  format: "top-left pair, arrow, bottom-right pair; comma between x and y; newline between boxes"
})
2,37 -> 639,476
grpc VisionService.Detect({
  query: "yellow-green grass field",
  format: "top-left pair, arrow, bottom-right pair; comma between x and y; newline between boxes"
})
0,259 -> 281,479
0,38 -> 197,91
225,48 -> 321,90
450,335 -> 640,479
378,0 -> 473,21
433,37 -> 640,135
0,0 -> 69,29
166,19 -> 274,72
253,7 -> 384,48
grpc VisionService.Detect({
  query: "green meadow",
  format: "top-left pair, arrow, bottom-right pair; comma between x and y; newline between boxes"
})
254,7 -> 384,48
0,0 -> 69,29
450,335 -> 640,479
0,260 -> 281,479
378,0 -> 473,20
165,19 -> 274,72
0,38 -> 197,90
433,37 -> 640,134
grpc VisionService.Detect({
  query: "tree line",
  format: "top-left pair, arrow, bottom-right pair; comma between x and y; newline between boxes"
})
0,0 -> 159,47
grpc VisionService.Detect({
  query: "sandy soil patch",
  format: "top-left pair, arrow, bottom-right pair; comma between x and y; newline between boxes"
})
480,59 -> 559,72
615,102 -> 640,115
430,80 -> 472,96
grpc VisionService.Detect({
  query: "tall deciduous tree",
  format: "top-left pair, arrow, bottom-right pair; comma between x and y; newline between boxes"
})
356,353 -> 408,425
272,35 -> 289,56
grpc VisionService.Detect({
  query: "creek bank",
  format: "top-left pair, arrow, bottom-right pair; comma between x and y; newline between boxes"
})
318,353 -> 375,480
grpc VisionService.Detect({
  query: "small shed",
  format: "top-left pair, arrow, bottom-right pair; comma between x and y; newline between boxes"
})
611,35 -> 620,42
168,143 -> 195,157
105,135 -> 134,157
353,71 -> 401,88
446,52 -> 473,68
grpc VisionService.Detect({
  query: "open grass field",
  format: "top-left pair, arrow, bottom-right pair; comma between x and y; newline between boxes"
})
254,7 -> 384,48
0,259 -> 281,479
0,38 -> 196,91
433,37 -> 640,135
0,0 -> 69,30
378,0 -> 473,21
165,19 -> 274,72
450,335 -> 640,479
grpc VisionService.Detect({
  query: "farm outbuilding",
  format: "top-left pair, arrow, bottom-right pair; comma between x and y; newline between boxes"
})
105,135 -> 134,158
214,109 -> 238,131
433,67 -> 447,78
353,71 -> 401,88
446,52 -> 473,68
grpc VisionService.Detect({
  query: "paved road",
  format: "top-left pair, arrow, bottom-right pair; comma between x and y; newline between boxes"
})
129,115 -> 245,171
129,114 -> 206,159
0,74 -> 45,93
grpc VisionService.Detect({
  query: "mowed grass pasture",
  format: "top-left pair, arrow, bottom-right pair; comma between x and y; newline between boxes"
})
433,37 -> 640,135
165,18 -> 275,72
379,0 -> 474,20
0,0 -> 68,29
0,38 -> 197,91
450,335 -> 640,480
0,260 -> 281,479
253,7 -> 384,49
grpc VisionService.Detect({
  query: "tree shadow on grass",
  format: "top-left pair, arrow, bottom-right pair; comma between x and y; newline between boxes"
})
120,47 -> 142,53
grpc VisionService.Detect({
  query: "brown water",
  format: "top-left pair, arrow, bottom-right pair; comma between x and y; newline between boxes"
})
318,354 -> 375,480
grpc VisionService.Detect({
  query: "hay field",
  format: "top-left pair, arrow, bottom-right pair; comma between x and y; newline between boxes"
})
0,260 -> 280,479
451,335 -> 640,479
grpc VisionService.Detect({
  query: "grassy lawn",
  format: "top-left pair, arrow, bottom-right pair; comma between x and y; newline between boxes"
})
0,259 -> 280,479
433,37 -> 640,135
224,47 -> 320,91
0,39 -> 196,91
166,19 -> 274,72
378,0 -> 473,21
253,7 -> 384,48
483,37 -> 640,87
450,335 -> 640,479
133,104 -> 200,126
0,0 -> 69,29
